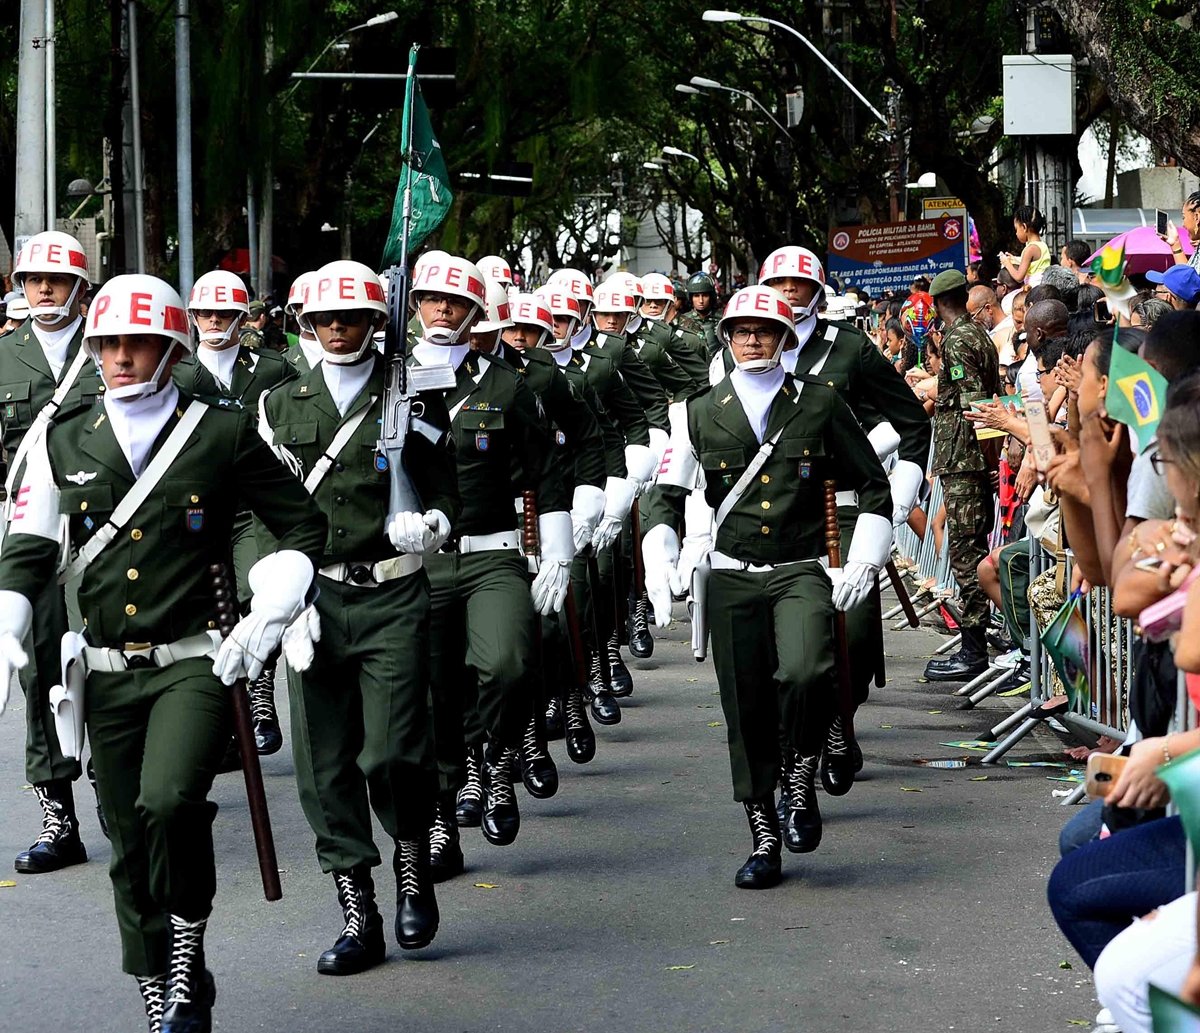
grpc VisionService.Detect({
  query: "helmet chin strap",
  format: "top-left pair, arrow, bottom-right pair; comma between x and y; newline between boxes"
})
191,316 -> 242,350
544,322 -> 576,352
417,304 -> 478,347
321,339 -> 374,366
28,276 -> 84,327
734,354 -> 783,375
92,341 -> 181,400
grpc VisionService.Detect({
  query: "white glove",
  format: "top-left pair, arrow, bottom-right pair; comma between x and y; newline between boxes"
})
867,421 -> 901,462
676,532 -> 713,598
530,511 -> 574,616
0,590 -> 32,715
213,550 -> 314,686
641,523 -> 682,627
592,475 -> 636,552
827,512 -> 892,612
386,508 -> 450,555
889,459 -> 925,528
570,484 -> 606,555
648,427 -> 670,474
624,443 -> 658,497
281,604 -> 322,672
676,489 -> 715,594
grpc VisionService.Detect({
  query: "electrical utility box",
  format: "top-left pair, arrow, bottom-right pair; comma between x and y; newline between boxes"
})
1002,54 -> 1076,135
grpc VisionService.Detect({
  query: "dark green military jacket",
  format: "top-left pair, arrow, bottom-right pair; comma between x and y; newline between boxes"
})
262,353 -> 458,566
411,350 -> 570,536
581,328 -> 670,431
931,313 -> 1001,477
173,343 -> 294,408
677,309 -> 721,358
284,339 -> 316,374
624,324 -> 696,402
562,347 -> 651,457
637,318 -> 710,392
646,373 -> 891,566
0,320 -> 102,470
0,390 -> 327,648
493,341 -> 606,489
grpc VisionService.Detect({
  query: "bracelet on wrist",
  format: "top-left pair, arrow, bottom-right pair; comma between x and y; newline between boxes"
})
1163,735 -> 1174,765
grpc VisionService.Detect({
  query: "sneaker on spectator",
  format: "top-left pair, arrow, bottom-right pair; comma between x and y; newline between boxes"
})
1093,1006 -> 1121,1032
994,649 -> 1024,670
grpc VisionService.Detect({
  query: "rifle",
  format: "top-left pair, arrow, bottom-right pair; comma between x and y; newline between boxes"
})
823,482 -> 856,745
210,563 -> 282,902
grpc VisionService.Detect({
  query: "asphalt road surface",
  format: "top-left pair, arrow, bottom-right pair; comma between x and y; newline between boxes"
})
0,598 -> 1098,1032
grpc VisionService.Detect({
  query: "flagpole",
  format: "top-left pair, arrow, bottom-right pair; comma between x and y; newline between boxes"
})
396,43 -> 420,282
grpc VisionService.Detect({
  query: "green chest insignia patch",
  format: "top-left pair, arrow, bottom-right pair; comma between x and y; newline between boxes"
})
950,364 -> 965,381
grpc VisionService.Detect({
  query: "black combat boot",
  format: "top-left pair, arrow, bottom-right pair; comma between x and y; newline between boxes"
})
455,743 -> 485,827
160,915 -> 217,1032
606,630 -> 634,697
734,799 -> 783,890
136,975 -> 166,1033
317,867 -> 386,975
393,838 -> 439,949
248,665 -> 283,755
923,626 -> 989,681
587,650 -> 622,725
564,684 -> 596,764
519,715 -> 559,799
820,716 -> 856,797
627,589 -> 654,659
784,753 -> 823,854
481,744 -> 521,846
429,794 -> 464,883
14,780 -> 87,873
544,694 -> 565,740
775,744 -> 792,824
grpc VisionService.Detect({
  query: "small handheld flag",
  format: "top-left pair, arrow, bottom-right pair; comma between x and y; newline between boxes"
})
1090,243 -> 1140,320
1104,342 -> 1169,454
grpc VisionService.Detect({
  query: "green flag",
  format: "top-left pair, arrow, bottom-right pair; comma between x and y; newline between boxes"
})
1149,983 -> 1200,1031
380,47 -> 452,267
1104,340 -> 1169,454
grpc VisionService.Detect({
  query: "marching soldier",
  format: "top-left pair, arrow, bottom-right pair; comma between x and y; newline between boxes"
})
638,272 -> 711,389
259,259 -> 459,974
921,268 -> 1001,681
409,256 -> 573,880
1,230 -> 101,873
642,285 -> 892,889
594,278 -> 697,402
178,269 -> 295,754
476,254 -> 518,301
282,271 -> 323,374
678,271 -> 722,357
0,273 -> 325,1032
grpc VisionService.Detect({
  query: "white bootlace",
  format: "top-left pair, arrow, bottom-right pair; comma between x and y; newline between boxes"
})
826,716 -> 849,756
746,804 -> 780,857
565,688 -> 588,732
396,840 -> 422,897
165,915 -> 206,1007
789,754 -> 819,812
32,785 -> 69,845
457,748 -> 484,809
332,871 -> 365,939
486,751 -> 517,808
522,717 -> 547,763
248,671 -> 277,724
136,976 -> 166,1033
429,808 -> 453,857
633,592 -> 650,633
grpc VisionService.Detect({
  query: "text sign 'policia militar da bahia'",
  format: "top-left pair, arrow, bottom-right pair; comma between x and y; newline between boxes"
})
826,216 -> 967,295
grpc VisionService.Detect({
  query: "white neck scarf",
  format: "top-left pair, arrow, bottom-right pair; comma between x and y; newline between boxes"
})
197,342 -> 239,390
412,340 -> 471,370
298,334 -> 323,369
551,346 -> 573,367
729,366 -> 785,443
793,316 -> 818,355
31,316 -> 82,382
570,324 -> 592,351
104,382 -> 181,476
321,356 -> 374,418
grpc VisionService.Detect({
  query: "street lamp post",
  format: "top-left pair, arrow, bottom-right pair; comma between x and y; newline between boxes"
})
688,76 -> 792,139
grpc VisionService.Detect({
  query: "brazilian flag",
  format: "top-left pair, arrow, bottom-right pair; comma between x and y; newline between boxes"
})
1149,983 -> 1200,1031
1105,341 -> 1169,454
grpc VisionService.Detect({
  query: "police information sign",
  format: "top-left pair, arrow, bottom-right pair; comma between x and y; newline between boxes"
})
826,217 -> 967,295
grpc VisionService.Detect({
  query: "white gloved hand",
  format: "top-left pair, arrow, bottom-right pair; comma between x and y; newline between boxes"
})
827,511 -> 893,612
386,508 -> 450,555
641,523 -> 682,627
676,532 -> 713,598
0,590 -> 32,715
648,427 -> 670,474
530,511 -> 574,615
624,443 -> 658,497
866,421 -> 901,462
889,459 -> 925,528
570,484 -> 607,555
592,475 -> 636,552
830,562 -> 877,612
281,604 -> 322,672
213,550 -> 314,686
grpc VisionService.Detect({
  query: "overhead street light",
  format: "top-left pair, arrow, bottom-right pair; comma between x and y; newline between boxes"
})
675,83 -> 701,95
905,172 -> 937,189
643,161 -> 663,170
687,75 -> 792,139
661,146 -> 700,162
701,9 -> 889,129
286,10 -> 399,98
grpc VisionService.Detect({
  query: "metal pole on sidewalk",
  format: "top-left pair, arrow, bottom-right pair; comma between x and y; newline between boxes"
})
128,0 -> 146,271
14,0 -> 46,241
174,0 -> 194,295
44,0 -> 56,229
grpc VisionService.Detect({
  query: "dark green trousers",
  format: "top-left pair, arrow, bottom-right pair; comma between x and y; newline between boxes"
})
709,563 -> 836,801
291,572 -> 435,873
19,575 -> 81,785
426,551 -> 535,795
86,658 -> 230,976
998,539 -> 1032,647
231,510 -> 259,610
943,472 -> 995,630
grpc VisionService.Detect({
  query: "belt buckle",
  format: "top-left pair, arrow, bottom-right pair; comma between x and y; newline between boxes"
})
122,643 -> 154,670
347,564 -> 374,585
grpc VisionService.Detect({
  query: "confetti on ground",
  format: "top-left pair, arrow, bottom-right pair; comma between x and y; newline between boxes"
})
900,787 -> 924,792
686,677 -> 699,683
709,940 -> 729,945
0,880 -> 16,888
940,740 -> 996,750
1007,761 -> 1068,769
1059,960 -> 1073,969
915,759 -> 967,769
707,721 -> 721,728
665,965 -> 695,971
473,883 -> 498,890
969,776 -> 989,781
927,710 -> 943,714
880,724 -> 893,729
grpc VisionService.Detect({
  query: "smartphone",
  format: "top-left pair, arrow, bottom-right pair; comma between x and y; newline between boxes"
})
1157,209 -> 1169,237
1085,752 -> 1127,799
1094,299 -> 1111,324
1025,399 -> 1055,472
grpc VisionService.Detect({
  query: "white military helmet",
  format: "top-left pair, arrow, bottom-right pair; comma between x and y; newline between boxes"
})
508,292 -> 555,350
410,254 -> 488,346
412,249 -> 450,281
84,274 -> 192,400
639,272 -> 676,322
604,271 -> 644,301
477,255 -> 513,287
758,245 -> 826,323
533,288 -> 581,352
473,276 -> 515,334
592,284 -> 639,316
717,284 -> 797,374
286,271 -> 317,318
5,296 -> 29,323
188,270 -> 250,349
301,260 -> 388,366
546,268 -> 595,320
12,230 -> 91,326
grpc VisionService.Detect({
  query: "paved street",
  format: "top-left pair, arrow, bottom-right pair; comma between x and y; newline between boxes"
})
0,596 -> 1098,1033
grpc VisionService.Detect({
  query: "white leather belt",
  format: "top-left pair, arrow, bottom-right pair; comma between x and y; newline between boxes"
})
84,631 -> 221,673
319,554 -> 423,586
442,530 -> 522,555
835,490 -> 858,507
709,550 -> 825,574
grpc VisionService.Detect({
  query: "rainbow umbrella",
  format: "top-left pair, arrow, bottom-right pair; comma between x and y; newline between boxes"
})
1088,225 -> 1194,276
